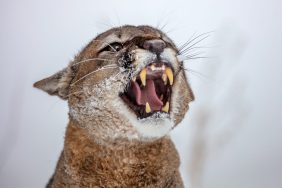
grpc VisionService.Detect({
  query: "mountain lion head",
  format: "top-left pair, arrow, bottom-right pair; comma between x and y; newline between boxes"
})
34,25 -> 194,143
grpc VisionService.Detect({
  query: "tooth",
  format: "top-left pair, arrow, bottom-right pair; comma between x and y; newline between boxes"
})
165,67 -> 174,85
145,102 -> 151,113
161,65 -> 166,70
140,68 -> 147,86
151,64 -> 156,71
132,76 -> 136,82
162,102 -> 169,113
162,74 -> 168,85
160,94 -> 163,101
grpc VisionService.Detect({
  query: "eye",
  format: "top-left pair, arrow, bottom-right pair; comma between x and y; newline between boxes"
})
101,42 -> 123,52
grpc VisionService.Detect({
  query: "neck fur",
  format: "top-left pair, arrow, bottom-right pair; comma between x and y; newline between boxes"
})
60,120 -> 181,187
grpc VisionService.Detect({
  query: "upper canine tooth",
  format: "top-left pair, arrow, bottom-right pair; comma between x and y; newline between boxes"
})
140,68 -> 147,86
145,102 -> 151,113
132,76 -> 136,82
162,74 -> 168,85
162,102 -> 169,113
151,64 -> 156,71
165,67 -> 174,85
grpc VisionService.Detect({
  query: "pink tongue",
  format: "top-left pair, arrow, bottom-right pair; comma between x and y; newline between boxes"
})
132,80 -> 163,111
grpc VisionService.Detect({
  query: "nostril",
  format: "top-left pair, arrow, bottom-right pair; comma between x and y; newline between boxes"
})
143,39 -> 166,54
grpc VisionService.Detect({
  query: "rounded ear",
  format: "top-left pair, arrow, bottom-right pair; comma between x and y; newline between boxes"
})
33,67 -> 74,100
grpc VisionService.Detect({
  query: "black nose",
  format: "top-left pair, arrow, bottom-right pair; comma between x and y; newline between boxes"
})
143,39 -> 166,54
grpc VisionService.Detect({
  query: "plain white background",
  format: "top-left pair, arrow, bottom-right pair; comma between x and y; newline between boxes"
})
1,0 -> 282,187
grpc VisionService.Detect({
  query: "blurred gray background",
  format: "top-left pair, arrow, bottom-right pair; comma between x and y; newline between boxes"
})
1,0 -> 282,187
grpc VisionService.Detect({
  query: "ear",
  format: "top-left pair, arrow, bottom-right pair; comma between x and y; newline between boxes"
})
33,67 -> 74,100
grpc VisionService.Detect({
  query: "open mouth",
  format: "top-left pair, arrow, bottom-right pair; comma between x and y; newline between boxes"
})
120,62 -> 174,119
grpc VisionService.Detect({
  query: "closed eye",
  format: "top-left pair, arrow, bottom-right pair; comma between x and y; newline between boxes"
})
99,42 -> 123,53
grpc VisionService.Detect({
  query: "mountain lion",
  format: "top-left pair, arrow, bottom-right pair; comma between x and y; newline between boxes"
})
34,25 -> 194,188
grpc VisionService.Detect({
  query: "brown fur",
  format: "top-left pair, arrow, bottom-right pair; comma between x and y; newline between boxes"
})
49,121 -> 183,187
34,25 -> 194,187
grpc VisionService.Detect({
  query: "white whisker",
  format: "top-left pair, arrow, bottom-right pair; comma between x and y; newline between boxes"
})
91,39 -> 117,52
66,90 -> 84,98
70,66 -> 119,86
72,58 -> 115,66
111,71 -> 123,80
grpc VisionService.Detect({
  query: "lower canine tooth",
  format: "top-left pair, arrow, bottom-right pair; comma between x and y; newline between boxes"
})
132,76 -> 136,82
145,102 -> 151,113
162,74 -> 168,85
165,67 -> 174,85
140,68 -> 147,86
162,102 -> 169,113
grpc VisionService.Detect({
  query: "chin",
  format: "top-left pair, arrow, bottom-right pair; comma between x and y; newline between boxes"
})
135,113 -> 174,139
127,112 -> 174,139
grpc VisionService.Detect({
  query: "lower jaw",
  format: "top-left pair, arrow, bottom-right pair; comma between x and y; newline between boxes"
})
134,115 -> 174,138
137,111 -> 170,120
120,94 -> 170,119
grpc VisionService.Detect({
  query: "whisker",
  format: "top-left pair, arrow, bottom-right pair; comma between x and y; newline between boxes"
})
185,57 -> 210,60
177,51 -> 210,61
180,34 -> 211,55
72,58 -> 115,67
111,70 -> 126,80
178,32 -> 196,51
101,64 -> 119,68
178,32 -> 206,52
184,51 -> 206,58
178,31 -> 213,52
70,66 -> 119,86
164,27 -> 178,34
182,46 -> 215,53
160,23 -> 169,32
177,55 -> 211,62
184,68 -> 211,80
95,21 -> 113,29
156,12 -> 168,30
91,39 -> 117,52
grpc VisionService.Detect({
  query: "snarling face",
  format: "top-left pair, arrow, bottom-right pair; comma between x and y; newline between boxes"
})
34,25 -> 194,142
